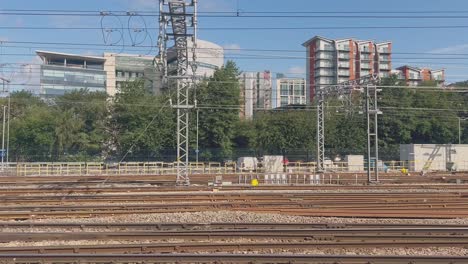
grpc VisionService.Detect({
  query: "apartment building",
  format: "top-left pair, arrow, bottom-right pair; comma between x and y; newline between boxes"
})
239,71 -> 272,119
276,77 -> 306,108
394,65 -> 445,87
303,36 -> 392,102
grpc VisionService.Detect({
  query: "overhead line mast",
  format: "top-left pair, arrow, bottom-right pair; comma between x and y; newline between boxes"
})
158,0 -> 198,186
316,74 -> 381,183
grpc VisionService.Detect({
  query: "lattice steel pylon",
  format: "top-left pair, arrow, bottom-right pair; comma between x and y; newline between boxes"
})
157,0 -> 198,185
316,74 -> 380,183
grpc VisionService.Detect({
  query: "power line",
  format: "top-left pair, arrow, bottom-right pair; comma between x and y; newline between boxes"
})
4,11 -> 468,19
3,25 -> 468,30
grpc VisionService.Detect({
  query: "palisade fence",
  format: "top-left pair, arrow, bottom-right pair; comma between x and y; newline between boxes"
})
0,159 -> 466,177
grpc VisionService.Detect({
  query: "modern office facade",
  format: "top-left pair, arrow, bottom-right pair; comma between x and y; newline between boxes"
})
394,65 -> 445,87
303,36 -> 392,102
37,51 -> 107,96
239,71 -> 272,119
276,77 -> 306,108
104,53 -> 157,96
36,39 -> 223,97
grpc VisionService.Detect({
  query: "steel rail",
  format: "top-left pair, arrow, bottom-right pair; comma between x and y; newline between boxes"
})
1,184 -> 468,195
0,254 -> 466,263
2,229 -> 468,243
2,222 -> 468,230
2,240 -> 468,254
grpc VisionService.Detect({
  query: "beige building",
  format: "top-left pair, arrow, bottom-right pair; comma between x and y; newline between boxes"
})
400,144 -> 468,172
276,77 -> 306,108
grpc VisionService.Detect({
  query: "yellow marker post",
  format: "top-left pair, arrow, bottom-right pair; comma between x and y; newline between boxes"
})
251,179 -> 259,187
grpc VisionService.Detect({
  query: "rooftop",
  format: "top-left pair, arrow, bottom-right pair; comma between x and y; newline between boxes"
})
36,50 -> 106,63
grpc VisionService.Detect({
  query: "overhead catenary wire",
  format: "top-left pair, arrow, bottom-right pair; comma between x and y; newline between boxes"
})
4,25 -> 468,30
5,10 -> 468,19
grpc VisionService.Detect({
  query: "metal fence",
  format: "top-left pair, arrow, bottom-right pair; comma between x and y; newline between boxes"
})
0,159 -> 465,177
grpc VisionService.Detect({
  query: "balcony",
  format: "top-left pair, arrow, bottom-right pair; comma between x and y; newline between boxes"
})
338,63 -> 350,68
360,55 -> 371,61
315,61 -> 334,68
379,64 -> 390,70
379,56 -> 390,62
361,63 -> 371,69
316,52 -> 334,60
379,48 -> 391,54
338,70 -> 350,76
338,54 -> 350,60
315,69 -> 335,76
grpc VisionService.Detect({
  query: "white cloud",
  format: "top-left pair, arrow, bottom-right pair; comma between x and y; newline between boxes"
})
223,43 -> 241,53
287,66 -> 305,75
2,56 -> 42,93
429,44 -> 468,54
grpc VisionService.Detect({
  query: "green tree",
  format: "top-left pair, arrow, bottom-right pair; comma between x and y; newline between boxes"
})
54,89 -> 109,160
8,92 -> 56,161
110,81 -> 175,161
197,61 -> 240,160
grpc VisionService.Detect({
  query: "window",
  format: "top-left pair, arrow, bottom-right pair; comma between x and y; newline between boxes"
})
280,84 -> 289,95
293,84 -> 302,95
380,72 -> 390,78
338,53 -> 349,59
380,63 -> 390,70
380,55 -> 390,61
361,70 -> 371,76
281,96 -> 289,106
317,52 -> 333,59
338,70 -> 350,76
323,43 -> 333,51
339,62 -> 350,68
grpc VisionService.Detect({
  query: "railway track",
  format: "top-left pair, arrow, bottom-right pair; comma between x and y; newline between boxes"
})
0,172 -> 467,187
2,222 -> 467,230
1,183 -> 468,196
1,191 -> 468,219
0,254 -> 466,263
2,223 -> 468,253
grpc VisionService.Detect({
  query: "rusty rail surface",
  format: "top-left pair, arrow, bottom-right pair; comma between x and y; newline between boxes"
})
2,222 -> 468,230
1,191 -> 468,219
0,172 -> 468,186
0,254 -> 465,263
2,184 -> 468,196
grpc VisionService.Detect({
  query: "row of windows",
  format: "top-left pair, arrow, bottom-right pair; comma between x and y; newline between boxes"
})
42,69 -> 106,85
279,83 -> 306,96
43,85 -> 105,95
116,71 -> 144,79
280,96 -> 306,106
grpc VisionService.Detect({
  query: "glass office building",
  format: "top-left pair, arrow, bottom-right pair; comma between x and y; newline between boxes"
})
37,51 -> 107,96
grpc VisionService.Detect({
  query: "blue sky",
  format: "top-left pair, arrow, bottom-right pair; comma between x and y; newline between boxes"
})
1,0 -> 468,91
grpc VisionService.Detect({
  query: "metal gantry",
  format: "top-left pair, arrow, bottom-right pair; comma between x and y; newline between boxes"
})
365,83 -> 382,183
316,74 -> 381,183
158,0 -> 198,185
